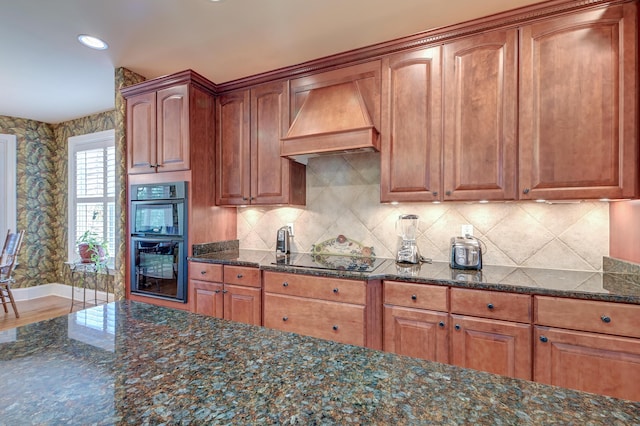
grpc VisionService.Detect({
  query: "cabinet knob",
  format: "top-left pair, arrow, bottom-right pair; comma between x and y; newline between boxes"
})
523,188 -> 530,194
601,315 -> 611,323
222,290 -> 228,294
282,282 -> 289,287
333,288 -> 339,294
455,324 -> 461,331
242,196 -> 248,201
539,336 -> 548,343
282,316 -> 288,321
214,290 -> 220,294
438,321 -> 445,328
432,191 -> 438,197
411,294 -> 417,301
200,270 -> 207,275
487,303 -> 494,310
149,164 -> 156,169
237,274 -> 243,279
332,325 -> 339,331
445,190 -> 451,196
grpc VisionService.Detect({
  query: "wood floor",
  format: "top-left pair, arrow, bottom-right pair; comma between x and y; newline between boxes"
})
0,296 -> 91,331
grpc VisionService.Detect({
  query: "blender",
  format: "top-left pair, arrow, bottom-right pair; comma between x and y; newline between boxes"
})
395,214 -> 421,264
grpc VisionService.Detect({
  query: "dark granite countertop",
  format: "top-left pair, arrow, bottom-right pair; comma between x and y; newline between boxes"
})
189,249 -> 640,305
1,300 -> 638,424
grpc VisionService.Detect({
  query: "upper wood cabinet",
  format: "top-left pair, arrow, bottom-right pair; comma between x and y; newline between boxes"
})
216,81 -> 305,206
124,76 -> 212,174
443,29 -> 518,201
381,47 -> 442,202
519,3 -> 638,200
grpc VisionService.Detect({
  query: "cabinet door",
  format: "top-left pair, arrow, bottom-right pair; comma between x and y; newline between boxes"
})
156,84 -> 190,172
251,81 -> 299,205
519,3 -> 638,200
223,284 -> 262,326
535,326 -> 640,401
191,280 -> 223,318
381,47 -> 442,202
451,314 -> 532,380
216,90 -> 251,205
443,29 -> 517,201
384,305 -> 449,364
126,92 -> 156,174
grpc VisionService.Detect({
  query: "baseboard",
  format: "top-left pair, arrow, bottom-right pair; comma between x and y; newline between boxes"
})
10,283 -> 113,303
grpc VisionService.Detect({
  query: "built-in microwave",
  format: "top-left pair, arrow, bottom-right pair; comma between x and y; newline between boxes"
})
130,182 -> 188,302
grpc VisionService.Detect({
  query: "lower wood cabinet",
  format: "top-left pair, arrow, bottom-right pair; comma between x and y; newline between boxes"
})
534,296 -> 640,401
263,271 -> 382,349
189,262 -> 261,326
450,315 -> 532,380
383,281 -> 449,363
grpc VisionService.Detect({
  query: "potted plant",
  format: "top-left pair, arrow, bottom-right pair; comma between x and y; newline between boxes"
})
77,230 -> 109,269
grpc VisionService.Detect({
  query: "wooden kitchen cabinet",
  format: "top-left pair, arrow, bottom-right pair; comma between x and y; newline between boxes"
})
450,288 -> 532,380
519,3 -> 638,200
383,281 -> 449,363
534,295 -> 640,401
442,29 -> 518,201
216,81 -> 305,206
123,71 -> 215,174
381,46 -> 442,202
189,262 -> 261,326
263,271 -> 382,349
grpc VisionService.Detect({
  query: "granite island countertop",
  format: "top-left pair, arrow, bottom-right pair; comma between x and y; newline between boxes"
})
189,249 -> 640,305
1,300 -> 638,425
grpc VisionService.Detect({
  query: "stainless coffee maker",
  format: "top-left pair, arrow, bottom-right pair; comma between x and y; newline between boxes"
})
395,214 -> 421,264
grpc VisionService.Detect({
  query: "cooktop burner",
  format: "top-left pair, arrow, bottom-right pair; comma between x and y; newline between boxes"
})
272,253 -> 381,273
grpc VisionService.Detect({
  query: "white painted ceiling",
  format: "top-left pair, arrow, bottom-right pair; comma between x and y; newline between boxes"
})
0,0 -> 545,124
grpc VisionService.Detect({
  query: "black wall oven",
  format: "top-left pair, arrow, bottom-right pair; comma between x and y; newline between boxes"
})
130,181 -> 187,302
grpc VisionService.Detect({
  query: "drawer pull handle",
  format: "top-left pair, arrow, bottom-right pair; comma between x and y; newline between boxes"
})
200,270 -> 207,275
601,315 -> 611,323
332,325 -> 339,331
438,321 -> 445,328
455,324 -> 461,331
282,282 -> 289,287
540,336 -> 548,343
237,274 -> 243,279
333,288 -> 339,294
411,294 -> 417,301
282,316 -> 288,322
487,303 -> 494,310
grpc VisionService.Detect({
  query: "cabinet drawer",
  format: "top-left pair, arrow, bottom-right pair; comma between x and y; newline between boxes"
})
451,288 -> 531,323
188,262 -> 223,282
535,296 -> 640,339
383,281 -> 448,311
224,265 -> 261,288
264,293 -> 365,346
263,271 -> 366,304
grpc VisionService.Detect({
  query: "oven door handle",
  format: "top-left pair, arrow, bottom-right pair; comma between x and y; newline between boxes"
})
131,234 -> 184,243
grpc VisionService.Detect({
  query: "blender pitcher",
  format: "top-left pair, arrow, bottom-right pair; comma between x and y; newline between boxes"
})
395,214 -> 421,264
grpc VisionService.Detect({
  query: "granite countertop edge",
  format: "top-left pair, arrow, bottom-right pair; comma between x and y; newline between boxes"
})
189,250 -> 640,305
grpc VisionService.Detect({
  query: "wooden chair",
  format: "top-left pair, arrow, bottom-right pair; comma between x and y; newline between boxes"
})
0,230 -> 25,318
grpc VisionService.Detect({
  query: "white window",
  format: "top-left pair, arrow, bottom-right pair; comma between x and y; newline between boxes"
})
68,130 -> 116,262
0,134 -> 17,238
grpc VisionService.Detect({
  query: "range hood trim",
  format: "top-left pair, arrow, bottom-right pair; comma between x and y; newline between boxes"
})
282,81 -> 380,161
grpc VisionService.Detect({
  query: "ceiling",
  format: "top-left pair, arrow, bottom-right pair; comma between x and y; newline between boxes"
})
1,0 -> 546,124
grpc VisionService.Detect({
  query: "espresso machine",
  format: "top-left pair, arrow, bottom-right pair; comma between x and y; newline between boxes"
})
395,214 -> 421,264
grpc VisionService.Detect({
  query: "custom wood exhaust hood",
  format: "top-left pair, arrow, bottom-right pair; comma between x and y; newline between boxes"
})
281,81 -> 380,164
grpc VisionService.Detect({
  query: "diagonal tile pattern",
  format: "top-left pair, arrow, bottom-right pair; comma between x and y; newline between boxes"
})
239,153 -> 609,271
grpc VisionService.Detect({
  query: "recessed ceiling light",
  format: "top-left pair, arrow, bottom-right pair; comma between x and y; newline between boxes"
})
77,34 -> 108,50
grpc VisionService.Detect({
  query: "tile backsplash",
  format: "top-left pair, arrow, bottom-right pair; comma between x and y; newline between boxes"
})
238,153 -> 609,271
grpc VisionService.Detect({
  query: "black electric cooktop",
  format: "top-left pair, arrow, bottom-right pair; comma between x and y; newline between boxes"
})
272,253 -> 381,273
